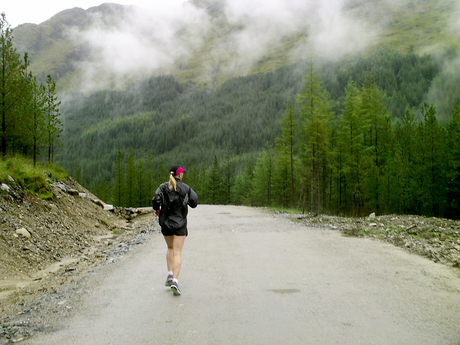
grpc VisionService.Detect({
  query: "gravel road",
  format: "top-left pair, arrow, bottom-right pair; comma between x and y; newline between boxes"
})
23,205 -> 460,345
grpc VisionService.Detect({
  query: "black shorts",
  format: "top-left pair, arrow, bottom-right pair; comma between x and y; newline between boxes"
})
161,227 -> 188,237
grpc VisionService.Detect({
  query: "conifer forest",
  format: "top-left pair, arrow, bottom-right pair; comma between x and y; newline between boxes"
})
0,14 -> 61,167
2,8 -> 460,220
60,50 -> 460,220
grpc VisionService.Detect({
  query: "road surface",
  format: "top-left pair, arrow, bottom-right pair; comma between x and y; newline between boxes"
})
25,205 -> 460,345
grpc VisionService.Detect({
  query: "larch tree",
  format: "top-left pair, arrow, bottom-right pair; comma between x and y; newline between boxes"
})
0,13 -> 26,157
252,146 -> 274,207
125,149 -> 136,207
337,78 -> 366,215
417,103 -> 447,216
297,61 -> 332,213
360,72 -> 391,214
274,97 -> 297,208
446,102 -> 460,219
113,149 -> 124,207
45,74 -> 61,164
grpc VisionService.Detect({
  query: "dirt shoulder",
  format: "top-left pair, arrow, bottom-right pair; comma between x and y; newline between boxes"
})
0,177 -> 160,343
280,211 -> 460,268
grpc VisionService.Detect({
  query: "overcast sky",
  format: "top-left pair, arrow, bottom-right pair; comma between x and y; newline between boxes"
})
2,1 -> 184,28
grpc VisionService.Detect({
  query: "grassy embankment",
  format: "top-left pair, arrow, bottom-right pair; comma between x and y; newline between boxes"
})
0,156 -> 68,199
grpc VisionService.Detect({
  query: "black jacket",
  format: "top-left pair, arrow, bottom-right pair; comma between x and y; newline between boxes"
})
152,178 -> 198,231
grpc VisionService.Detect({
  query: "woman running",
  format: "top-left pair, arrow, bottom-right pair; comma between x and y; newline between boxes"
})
152,165 -> 198,295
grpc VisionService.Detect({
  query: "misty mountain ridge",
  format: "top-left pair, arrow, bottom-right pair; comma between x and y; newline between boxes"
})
11,0 -> 460,92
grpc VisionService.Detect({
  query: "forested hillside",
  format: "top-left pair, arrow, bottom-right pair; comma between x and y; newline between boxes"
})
3,0 -> 460,220
55,48 -> 460,221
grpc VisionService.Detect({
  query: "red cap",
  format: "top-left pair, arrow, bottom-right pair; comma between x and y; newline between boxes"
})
170,165 -> 186,175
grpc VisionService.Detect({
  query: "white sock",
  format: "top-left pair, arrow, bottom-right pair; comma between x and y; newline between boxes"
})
168,271 -> 173,276
172,278 -> 178,284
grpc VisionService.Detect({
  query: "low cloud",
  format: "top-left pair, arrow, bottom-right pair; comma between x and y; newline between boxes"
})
69,2 -> 210,90
65,0 -> 424,91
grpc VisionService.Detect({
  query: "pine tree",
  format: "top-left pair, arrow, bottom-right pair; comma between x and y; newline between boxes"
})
232,158 -> 255,206
146,154 -> 155,206
252,147 -> 274,206
393,110 -> 419,214
208,155 -> 222,205
113,149 -> 124,207
360,72 -> 391,214
297,61 -> 332,213
222,151 -> 234,204
30,80 -> 46,166
417,103 -> 447,216
20,54 -> 41,164
45,75 -> 61,164
196,161 -> 208,204
125,149 -> 136,207
136,158 -> 146,207
337,78 -> 366,215
274,97 -> 296,208
446,102 -> 460,219
0,14 -> 27,157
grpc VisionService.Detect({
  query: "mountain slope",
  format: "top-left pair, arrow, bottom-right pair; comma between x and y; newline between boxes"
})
10,0 -> 459,92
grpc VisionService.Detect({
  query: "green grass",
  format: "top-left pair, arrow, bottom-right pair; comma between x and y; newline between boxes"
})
0,155 -> 68,199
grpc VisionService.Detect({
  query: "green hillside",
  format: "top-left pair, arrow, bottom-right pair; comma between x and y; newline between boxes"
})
56,49 -> 442,193
10,0 -> 460,91
4,0 -> 460,218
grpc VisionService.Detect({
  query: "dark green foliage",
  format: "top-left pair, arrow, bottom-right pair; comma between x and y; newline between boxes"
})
446,102 -> 460,218
320,49 -> 440,118
0,14 -> 61,163
208,155 -> 223,205
113,149 -> 124,207
55,47 -> 460,219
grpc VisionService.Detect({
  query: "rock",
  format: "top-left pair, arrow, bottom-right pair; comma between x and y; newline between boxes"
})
16,228 -> 31,238
368,212 -> 376,219
369,223 -> 377,227
67,189 -> 79,196
56,183 -> 67,192
93,199 -> 104,207
7,175 -> 14,182
103,204 -> 114,211
79,193 -> 87,198
1,183 -> 10,192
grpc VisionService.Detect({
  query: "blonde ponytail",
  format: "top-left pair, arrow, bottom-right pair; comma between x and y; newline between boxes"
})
168,172 -> 177,191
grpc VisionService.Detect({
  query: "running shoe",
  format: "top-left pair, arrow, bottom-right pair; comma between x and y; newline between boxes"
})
165,274 -> 173,287
171,281 -> 181,296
